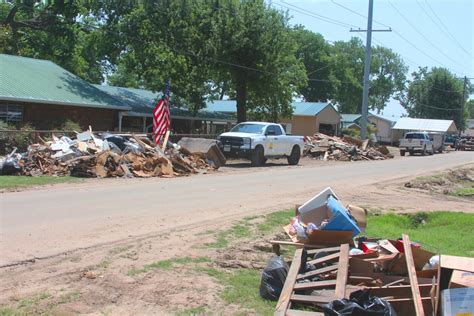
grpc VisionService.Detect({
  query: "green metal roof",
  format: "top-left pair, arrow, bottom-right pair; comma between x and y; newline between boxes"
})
341,114 -> 362,123
94,85 -> 235,121
206,100 -> 337,117
292,102 -> 334,116
0,54 -> 129,110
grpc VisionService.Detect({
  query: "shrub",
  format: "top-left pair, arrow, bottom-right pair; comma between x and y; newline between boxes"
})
60,119 -> 81,132
0,122 -> 35,154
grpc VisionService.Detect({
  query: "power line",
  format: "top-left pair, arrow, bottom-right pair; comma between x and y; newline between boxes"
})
76,20 -> 353,85
306,64 -> 332,75
387,0 -> 467,74
414,103 -> 465,111
330,0 -> 391,29
414,0 -> 467,59
331,0 -> 471,78
273,1 -> 356,29
423,0 -> 471,57
392,30 -> 466,77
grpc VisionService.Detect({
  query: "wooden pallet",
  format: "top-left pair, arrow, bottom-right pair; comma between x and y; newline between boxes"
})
274,237 -> 436,315
275,244 -> 349,315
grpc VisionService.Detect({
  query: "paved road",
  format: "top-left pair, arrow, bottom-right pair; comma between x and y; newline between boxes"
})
1,152 -> 472,265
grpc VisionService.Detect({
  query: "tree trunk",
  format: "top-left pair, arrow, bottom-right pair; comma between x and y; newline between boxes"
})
236,77 -> 247,123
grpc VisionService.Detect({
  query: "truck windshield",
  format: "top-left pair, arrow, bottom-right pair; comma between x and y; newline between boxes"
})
405,133 -> 424,139
230,123 -> 265,134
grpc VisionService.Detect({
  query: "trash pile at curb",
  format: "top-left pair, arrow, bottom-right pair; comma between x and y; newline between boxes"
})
304,133 -> 393,161
262,187 -> 474,316
0,129 -> 225,178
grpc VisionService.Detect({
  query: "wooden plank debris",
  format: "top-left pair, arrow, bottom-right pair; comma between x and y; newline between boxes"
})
304,133 -> 393,161
402,234 -> 425,316
275,249 -> 303,316
335,244 -> 349,298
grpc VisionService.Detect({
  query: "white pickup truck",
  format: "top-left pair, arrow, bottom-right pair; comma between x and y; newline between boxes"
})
399,132 -> 444,156
217,122 -> 305,166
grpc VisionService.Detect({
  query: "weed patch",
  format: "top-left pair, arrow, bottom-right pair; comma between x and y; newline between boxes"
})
196,267 -> 275,315
128,257 -> 211,276
451,187 -> 474,197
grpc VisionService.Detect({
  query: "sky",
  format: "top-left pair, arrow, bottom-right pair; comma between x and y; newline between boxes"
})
270,0 -> 473,118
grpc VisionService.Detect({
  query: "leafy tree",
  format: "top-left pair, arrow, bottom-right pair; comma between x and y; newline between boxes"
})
1,1 -> 98,82
292,25 -> 335,102
106,1 -> 220,114
468,99 -> 474,118
212,1 -> 306,122
399,67 -> 469,130
331,38 -> 407,114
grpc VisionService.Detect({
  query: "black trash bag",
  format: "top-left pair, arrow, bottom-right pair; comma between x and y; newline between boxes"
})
107,141 -> 123,154
313,250 -> 330,269
322,289 -> 396,316
259,256 -> 289,301
1,156 -> 21,175
104,135 -> 128,151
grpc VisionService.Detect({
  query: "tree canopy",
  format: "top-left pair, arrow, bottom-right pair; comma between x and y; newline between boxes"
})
398,67 -> 470,130
1,1 -> 412,122
329,38 -> 407,114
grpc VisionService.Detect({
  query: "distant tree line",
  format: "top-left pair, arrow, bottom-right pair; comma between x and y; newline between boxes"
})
0,1 -> 471,128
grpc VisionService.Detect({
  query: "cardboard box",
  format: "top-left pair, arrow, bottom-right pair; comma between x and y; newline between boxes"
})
297,187 -> 362,238
441,288 -> 474,316
283,224 -> 354,246
449,270 -> 474,289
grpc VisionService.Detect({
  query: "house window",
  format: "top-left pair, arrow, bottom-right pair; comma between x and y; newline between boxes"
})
0,104 -> 23,123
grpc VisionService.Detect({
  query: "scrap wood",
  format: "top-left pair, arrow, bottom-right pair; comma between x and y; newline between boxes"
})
335,244 -> 349,298
304,132 -> 393,161
275,248 -> 303,316
276,244 -> 352,315
10,129 -> 216,179
402,234 -> 425,316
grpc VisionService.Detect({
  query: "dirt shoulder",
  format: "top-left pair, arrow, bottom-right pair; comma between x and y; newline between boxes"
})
1,165 -> 473,315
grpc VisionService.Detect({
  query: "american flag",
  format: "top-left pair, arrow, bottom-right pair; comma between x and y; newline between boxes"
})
153,81 -> 171,144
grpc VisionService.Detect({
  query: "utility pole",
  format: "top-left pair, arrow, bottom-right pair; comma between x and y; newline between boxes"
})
460,76 -> 468,133
350,0 -> 391,139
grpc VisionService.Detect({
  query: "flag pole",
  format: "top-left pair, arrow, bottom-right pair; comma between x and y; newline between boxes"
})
161,130 -> 170,151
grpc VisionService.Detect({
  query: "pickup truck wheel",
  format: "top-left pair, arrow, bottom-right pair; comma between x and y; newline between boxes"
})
251,146 -> 265,167
400,150 -> 406,156
287,145 -> 301,165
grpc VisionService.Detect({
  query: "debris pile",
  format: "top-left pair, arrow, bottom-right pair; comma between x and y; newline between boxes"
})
0,129 -> 221,178
267,187 -> 474,315
304,133 -> 393,161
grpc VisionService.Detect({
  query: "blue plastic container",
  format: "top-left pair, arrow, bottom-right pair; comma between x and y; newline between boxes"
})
322,196 -> 361,237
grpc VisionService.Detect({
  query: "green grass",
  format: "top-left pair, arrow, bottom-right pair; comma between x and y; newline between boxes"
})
0,176 -> 81,189
205,221 -> 253,248
0,307 -> 15,316
451,187 -> 474,197
196,267 -> 275,315
128,257 -> 211,276
175,305 -> 207,316
257,209 -> 294,234
206,209 -> 293,248
365,211 -> 474,257
1,292 -> 52,315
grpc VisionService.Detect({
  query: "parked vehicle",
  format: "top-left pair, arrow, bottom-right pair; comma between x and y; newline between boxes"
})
444,134 -> 459,148
398,132 -> 443,156
217,122 -> 305,166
